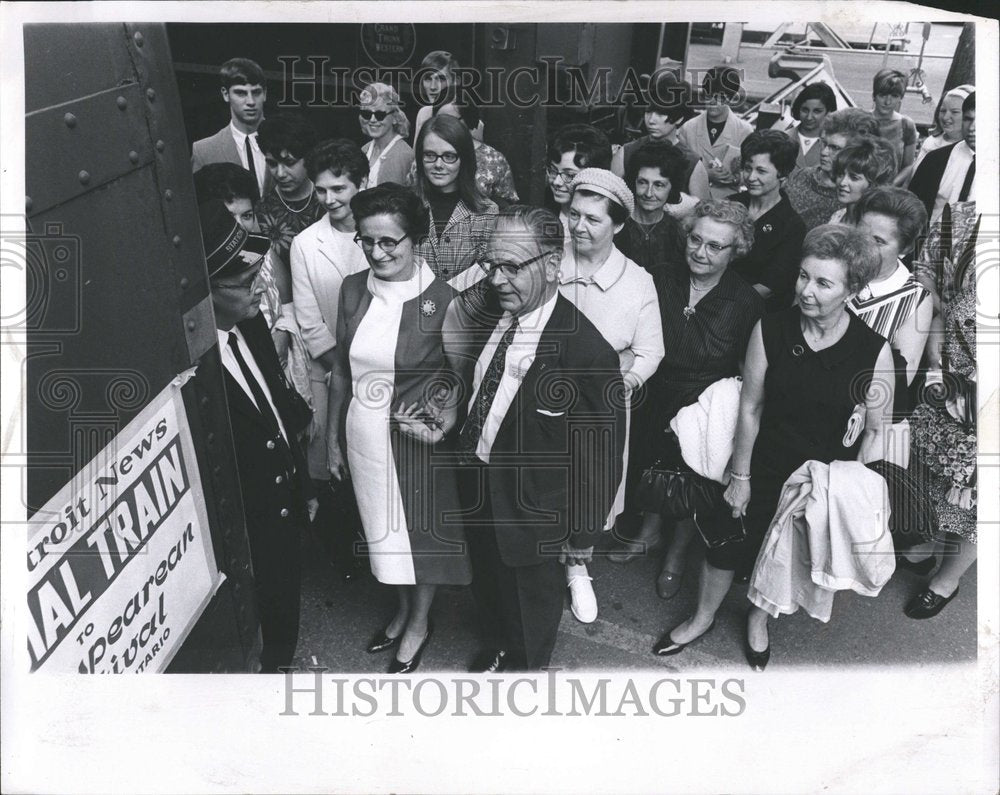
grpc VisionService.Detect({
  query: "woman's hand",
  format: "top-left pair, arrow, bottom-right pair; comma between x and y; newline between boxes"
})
724,478 -> 751,518
271,328 -> 291,368
327,442 -> 348,482
393,401 -> 445,445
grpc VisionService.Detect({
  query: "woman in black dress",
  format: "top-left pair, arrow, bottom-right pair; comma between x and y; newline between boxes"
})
652,224 -> 894,668
611,200 -> 763,600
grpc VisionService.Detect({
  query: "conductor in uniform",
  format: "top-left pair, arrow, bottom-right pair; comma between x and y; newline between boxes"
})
200,200 -> 317,672
452,206 -> 626,671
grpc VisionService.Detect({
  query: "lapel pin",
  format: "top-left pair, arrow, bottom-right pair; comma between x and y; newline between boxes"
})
420,299 -> 437,317
762,223 -> 773,233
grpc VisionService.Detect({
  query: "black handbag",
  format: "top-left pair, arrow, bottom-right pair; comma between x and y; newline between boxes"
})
635,462 -> 747,549
278,371 -> 313,437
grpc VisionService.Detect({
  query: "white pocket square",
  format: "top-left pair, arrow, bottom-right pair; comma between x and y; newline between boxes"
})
535,408 -> 565,417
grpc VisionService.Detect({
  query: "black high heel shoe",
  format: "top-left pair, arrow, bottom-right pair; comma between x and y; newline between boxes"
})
365,627 -> 401,654
652,619 -> 715,656
388,620 -> 434,674
744,610 -> 770,671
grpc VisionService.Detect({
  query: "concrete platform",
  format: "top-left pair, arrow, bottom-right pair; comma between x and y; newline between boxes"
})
293,518 -> 977,674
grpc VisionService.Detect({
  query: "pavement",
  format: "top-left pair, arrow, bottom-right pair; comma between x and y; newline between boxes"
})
293,515 -> 977,674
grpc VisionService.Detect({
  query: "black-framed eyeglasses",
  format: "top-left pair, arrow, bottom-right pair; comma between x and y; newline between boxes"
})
422,151 -> 460,165
478,250 -> 551,279
686,232 -> 733,256
359,109 -> 391,122
354,232 -> 409,253
545,165 -> 579,184
212,261 -> 265,293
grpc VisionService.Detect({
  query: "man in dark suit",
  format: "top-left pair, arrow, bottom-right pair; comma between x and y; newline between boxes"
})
453,206 -> 626,672
200,200 -> 317,672
908,91 -> 976,224
191,58 -> 273,199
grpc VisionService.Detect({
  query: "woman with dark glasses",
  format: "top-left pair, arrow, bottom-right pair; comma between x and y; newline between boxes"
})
326,183 -> 471,674
413,114 -> 498,295
358,82 -> 414,188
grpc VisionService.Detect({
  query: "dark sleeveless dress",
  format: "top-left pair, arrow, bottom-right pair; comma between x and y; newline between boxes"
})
706,307 -> 887,571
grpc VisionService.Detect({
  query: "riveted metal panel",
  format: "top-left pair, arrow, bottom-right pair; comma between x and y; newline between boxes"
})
25,83 -> 154,216
24,23 -> 258,672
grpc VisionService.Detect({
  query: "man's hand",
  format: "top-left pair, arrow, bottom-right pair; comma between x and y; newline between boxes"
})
306,498 -> 319,523
559,543 -> 593,566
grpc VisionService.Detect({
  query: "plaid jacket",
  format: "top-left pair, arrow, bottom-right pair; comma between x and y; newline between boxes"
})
416,198 -> 498,294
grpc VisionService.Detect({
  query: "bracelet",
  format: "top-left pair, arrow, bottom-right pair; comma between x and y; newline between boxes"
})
730,471 -> 751,481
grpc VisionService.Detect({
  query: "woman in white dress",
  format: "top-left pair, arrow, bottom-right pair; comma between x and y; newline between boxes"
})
559,168 -> 665,622
327,184 -> 470,673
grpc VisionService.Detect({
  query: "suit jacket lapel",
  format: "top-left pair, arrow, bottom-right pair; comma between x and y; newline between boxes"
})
493,295 -> 573,442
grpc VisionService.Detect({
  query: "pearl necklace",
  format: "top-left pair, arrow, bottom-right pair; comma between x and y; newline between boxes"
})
276,181 -> 315,214
684,278 -> 720,318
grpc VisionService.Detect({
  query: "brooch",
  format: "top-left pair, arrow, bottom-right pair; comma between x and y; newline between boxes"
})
762,224 -> 773,233
683,305 -> 696,319
420,299 -> 437,317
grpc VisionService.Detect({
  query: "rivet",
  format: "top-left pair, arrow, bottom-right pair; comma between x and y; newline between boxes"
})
116,96 -> 128,110
146,88 -> 156,102
133,31 -> 144,47
63,112 -> 77,128
128,151 -> 139,164
180,276 -> 189,288
164,189 -> 174,201
25,196 -> 33,212
155,140 -> 165,152
172,235 -> 182,247
78,170 -> 91,185
186,319 -> 196,331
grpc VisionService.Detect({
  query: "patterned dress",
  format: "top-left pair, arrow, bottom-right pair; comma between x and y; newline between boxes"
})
908,286 -> 977,542
256,190 -> 325,409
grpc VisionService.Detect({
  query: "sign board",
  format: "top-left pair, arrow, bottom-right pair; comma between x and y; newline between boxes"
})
26,379 -> 224,673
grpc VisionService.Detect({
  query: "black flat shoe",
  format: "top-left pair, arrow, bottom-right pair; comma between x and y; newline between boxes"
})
895,555 -> 936,576
744,636 -> 771,671
469,648 -> 508,673
744,609 -> 770,671
652,619 -> 715,656
905,586 -> 958,619
365,627 -> 401,654
388,621 -> 434,674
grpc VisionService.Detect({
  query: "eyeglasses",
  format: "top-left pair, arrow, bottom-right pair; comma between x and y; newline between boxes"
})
686,232 -> 733,256
479,250 -> 551,279
545,166 -> 579,184
359,109 -> 391,122
212,262 -> 265,292
354,232 -> 409,253
422,151 -> 460,165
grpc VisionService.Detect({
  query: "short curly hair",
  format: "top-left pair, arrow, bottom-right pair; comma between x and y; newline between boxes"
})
359,82 -> 410,138
350,182 -> 430,242
822,108 -> 881,143
831,136 -> 899,186
682,199 -> 754,259
740,129 -> 799,178
791,82 -> 838,118
625,141 -> 688,204
801,224 -> 881,293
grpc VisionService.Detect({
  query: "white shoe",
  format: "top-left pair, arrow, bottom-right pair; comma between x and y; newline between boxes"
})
567,570 -> 598,624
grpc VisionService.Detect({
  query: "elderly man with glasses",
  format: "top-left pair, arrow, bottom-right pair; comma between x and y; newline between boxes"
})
449,205 -> 626,672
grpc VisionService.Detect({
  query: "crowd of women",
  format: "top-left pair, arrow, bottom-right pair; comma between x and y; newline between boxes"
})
191,51 -> 979,672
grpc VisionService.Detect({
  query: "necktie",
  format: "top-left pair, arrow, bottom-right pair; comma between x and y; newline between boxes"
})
958,156 -> 975,202
228,332 -> 282,443
244,135 -> 259,194
459,317 -> 518,460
